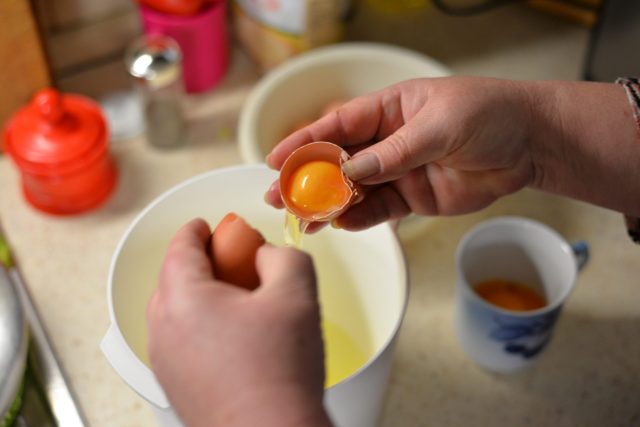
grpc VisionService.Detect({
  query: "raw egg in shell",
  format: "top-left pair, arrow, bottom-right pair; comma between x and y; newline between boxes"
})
209,212 -> 266,290
279,142 -> 359,223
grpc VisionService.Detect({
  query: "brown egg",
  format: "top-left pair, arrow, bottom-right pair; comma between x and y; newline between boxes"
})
209,213 -> 266,290
279,142 -> 359,222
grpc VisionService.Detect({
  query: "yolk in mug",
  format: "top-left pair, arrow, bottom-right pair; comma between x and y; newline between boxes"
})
474,279 -> 546,312
286,160 -> 351,216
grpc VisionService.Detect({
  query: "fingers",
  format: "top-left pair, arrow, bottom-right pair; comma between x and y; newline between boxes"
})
264,179 -> 285,209
267,79 -> 458,203
424,163 -> 519,214
341,112 -> 450,185
304,221 -> 327,234
334,185 -> 411,231
255,244 -> 317,299
266,92 -> 389,169
159,218 -> 214,290
149,218 -> 215,350
392,167 -> 439,216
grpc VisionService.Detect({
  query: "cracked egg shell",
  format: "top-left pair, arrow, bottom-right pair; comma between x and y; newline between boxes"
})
279,142 -> 359,222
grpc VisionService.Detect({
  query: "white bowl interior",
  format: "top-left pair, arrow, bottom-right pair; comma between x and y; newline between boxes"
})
239,42 -> 451,163
109,165 -> 407,380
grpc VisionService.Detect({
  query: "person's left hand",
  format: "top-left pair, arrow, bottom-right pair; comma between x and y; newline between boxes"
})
146,218 -> 331,427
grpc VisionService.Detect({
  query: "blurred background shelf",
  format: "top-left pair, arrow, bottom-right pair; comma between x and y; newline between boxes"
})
0,0 -> 51,134
6,0 -> 607,108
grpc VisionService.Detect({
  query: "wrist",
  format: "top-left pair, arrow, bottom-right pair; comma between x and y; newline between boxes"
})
519,79 -> 640,215
184,383 -> 331,427
517,80 -> 562,194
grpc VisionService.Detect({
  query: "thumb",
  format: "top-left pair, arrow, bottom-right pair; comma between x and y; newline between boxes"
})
255,244 -> 318,299
342,118 -> 448,185
159,218 -> 214,291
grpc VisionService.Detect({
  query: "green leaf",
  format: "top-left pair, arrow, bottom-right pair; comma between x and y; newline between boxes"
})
0,231 -> 14,268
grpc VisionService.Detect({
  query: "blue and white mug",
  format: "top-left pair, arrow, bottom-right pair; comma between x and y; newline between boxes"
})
454,216 -> 589,373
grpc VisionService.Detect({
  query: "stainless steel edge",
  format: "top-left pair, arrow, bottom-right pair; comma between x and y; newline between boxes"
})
0,224 -> 89,427
0,266 -> 28,421
9,268 -> 90,427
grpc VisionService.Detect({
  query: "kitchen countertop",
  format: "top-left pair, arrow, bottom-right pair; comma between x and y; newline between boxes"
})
1,3 -> 639,426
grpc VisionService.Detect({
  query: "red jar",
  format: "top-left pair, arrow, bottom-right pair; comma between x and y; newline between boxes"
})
3,88 -> 117,215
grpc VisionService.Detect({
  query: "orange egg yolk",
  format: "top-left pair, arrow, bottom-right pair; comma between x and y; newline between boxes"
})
474,280 -> 546,312
286,160 -> 351,216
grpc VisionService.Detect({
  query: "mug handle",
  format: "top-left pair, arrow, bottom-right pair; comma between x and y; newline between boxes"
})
571,240 -> 590,271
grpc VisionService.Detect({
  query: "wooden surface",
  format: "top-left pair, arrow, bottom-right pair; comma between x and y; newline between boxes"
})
47,11 -> 139,72
0,0 -> 51,129
34,0 -> 132,29
31,0 -> 138,99
528,0 -> 601,27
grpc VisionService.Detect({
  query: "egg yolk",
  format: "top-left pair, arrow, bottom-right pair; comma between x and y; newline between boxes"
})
474,280 -> 546,312
286,160 -> 351,216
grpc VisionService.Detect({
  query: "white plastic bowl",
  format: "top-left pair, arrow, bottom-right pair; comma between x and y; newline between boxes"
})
238,42 -> 451,164
102,165 -> 408,427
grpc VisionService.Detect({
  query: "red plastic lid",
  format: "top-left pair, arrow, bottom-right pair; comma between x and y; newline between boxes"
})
3,88 -> 108,174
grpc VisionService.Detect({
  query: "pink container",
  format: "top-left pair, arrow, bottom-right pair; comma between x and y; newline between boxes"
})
140,2 -> 229,94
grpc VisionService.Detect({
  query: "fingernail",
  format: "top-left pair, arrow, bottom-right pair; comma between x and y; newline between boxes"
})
342,152 -> 380,181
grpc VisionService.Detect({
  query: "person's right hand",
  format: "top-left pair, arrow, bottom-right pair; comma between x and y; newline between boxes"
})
265,77 -> 536,230
147,219 -> 331,427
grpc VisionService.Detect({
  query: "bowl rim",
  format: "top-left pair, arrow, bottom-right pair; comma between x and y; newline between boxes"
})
238,41 -> 452,164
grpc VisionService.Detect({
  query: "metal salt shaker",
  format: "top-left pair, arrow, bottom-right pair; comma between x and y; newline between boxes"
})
125,34 -> 186,148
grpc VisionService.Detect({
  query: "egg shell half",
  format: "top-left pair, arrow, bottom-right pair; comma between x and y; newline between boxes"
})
279,141 -> 359,222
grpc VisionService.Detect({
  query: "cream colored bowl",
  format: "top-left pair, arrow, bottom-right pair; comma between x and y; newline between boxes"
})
238,42 -> 451,164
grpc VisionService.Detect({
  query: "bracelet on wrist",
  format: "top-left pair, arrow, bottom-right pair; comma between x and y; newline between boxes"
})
615,77 -> 640,244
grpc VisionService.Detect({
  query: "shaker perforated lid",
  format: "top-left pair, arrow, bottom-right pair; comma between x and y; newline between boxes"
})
125,34 -> 182,89
3,88 -> 108,174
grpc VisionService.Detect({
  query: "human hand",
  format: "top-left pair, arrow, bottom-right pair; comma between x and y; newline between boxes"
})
146,219 -> 331,427
265,76 -> 536,230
